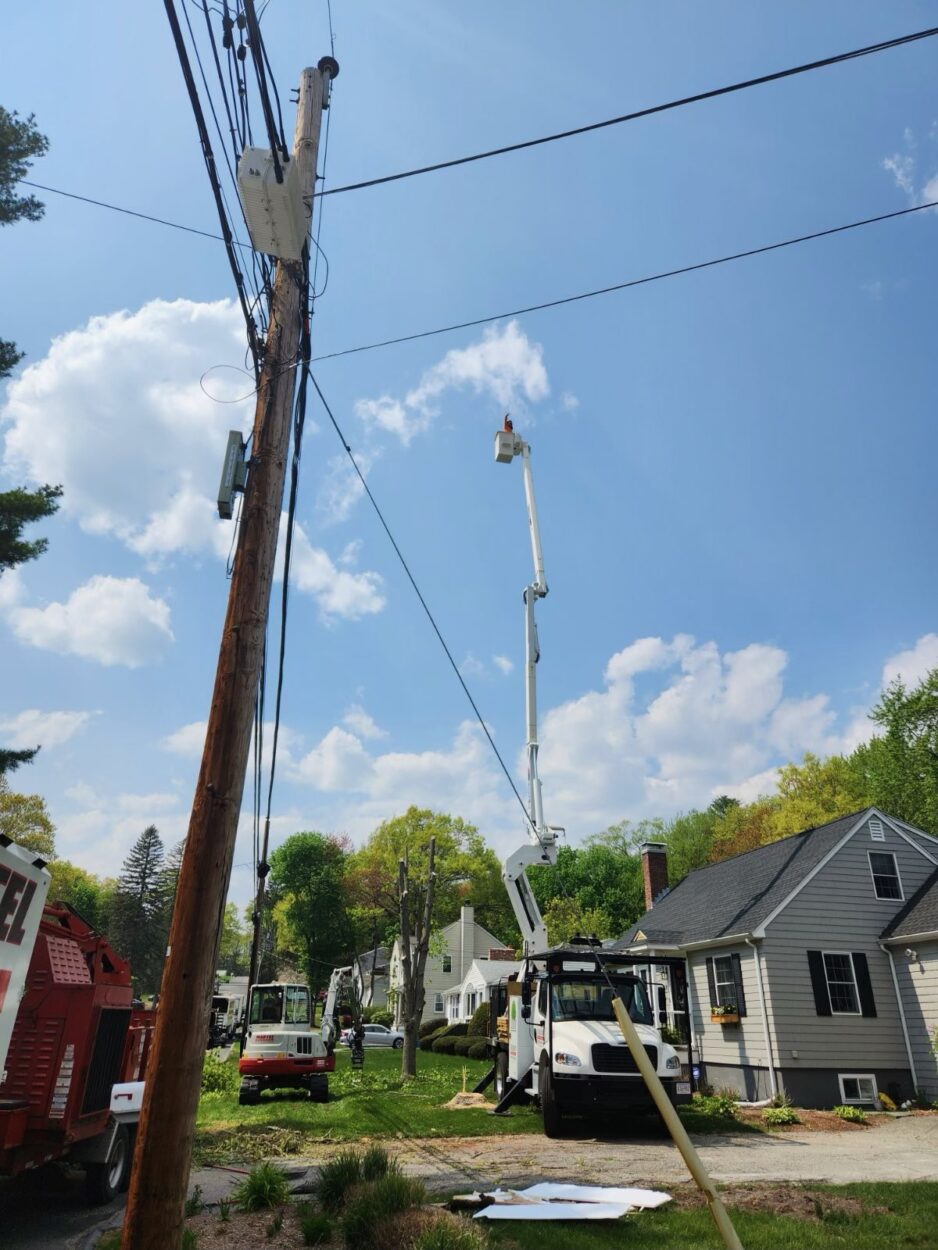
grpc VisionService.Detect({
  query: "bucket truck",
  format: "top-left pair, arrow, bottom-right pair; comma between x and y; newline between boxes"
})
490,421 -> 691,1136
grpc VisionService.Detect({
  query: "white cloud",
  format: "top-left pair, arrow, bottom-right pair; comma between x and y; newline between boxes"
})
2,299 -> 251,559
493,654 -> 514,676
882,130 -> 938,208
4,575 -> 173,667
279,519 -> 385,621
356,321 -> 549,446
161,720 -> 208,758
316,450 -> 379,526
460,653 -> 488,679
884,151 -> 916,198
882,633 -> 938,688
560,392 -> 579,412
342,704 -> 387,740
0,709 -> 94,750
292,726 -> 375,791
55,784 -> 187,876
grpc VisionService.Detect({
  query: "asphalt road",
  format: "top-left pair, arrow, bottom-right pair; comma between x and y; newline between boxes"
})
1,1163 -> 123,1250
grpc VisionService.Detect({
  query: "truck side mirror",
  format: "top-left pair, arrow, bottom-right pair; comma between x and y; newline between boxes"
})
520,979 -> 532,1019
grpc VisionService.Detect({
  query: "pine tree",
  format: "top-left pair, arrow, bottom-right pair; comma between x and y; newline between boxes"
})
110,826 -> 165,995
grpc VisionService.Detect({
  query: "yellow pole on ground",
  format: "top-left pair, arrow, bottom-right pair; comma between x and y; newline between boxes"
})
612,998 -> 744,1250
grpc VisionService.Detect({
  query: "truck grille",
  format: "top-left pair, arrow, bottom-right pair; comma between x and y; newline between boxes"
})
295,1035 -> 313,1055
591,1043 -> 657,1073
81,1009 -> 130,1114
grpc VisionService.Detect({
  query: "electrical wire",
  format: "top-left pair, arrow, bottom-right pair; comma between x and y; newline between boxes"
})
307,369 -> 536,835
318,24 -> 938,198
312,198 -> 938,363
162,0 -> 263,369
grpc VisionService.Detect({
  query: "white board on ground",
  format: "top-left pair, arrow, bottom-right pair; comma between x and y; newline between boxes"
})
473,1183 -> 672,1221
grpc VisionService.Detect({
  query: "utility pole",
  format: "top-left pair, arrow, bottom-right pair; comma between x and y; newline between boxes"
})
122,57 -> 337,1250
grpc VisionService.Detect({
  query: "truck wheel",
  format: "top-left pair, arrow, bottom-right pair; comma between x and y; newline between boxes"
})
84,1124 -> 130,1204
538,1057 -> 563,1139
494,1051 -> 511,1102
239,1080 -> 260,1105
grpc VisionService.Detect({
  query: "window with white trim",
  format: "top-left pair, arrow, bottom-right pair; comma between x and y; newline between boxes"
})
713,956 -> 739,1009
868,851 -> 903,900
433,993 -> 444,1013
838,1073 -> 878,1105
442,954 -> 452,974
823,952 -> 860,1014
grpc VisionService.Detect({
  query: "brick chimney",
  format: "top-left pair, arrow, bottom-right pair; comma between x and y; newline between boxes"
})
641,842 -> 669,910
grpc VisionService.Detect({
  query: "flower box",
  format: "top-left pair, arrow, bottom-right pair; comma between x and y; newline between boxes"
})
711,1010 -> 740,1024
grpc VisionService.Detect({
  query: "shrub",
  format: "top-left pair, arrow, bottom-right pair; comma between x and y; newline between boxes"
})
412,1220 -> 491,1250
467,1040 -> 490,1061
659,1024 -> 682,1045
419,1017 -> 449,1039
467,1003 -> 490,1037
298,1207 -> 333,1246
769,1090 -> 793,1109
185,1184 -> 204,1217
265,1211 -> 284,1239
694,1093 -> 738,1119
452,1036 -> 476,1056
420,1028 -> 447,1052
200,1051 -> 239,1096
231,1161 -> 291,1211
362,1144 -> 399,1183
318,1148 -> 366,1213
833,1104 -> 867,1124
762,1105 -> 799,1126
432,1036 -> 459,1055
342,1175 -> 427,1249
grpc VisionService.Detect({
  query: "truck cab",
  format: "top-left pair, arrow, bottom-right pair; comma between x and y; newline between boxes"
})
238,982 -> 333,1104
493,947 -> 691,1136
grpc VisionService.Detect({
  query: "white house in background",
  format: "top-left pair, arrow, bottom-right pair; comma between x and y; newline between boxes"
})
443,959 -> 520,1024
389,904 -> 508,1025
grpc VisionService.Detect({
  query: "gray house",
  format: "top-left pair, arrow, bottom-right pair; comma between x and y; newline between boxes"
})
617,807 -> 938,1107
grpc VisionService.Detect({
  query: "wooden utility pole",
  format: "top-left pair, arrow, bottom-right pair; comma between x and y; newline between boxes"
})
122,57 -> 337,1250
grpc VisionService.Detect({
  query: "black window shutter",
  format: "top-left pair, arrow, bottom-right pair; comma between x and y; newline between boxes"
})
853,953 -> 877,1018
730,953 -> 747,1017
705,957 -> 717,1009
807,950 -> 832,1016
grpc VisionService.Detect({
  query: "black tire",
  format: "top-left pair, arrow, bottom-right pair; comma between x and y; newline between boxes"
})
84,1124 -> 130,1205
239,1080 -> 261,1106
538,1057 -> 563,1139
494,1051 -> 510,1102
393,1037 -> 404,1049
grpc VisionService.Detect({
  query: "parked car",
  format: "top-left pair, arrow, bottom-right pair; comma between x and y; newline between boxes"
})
341,1023 -> 405,1049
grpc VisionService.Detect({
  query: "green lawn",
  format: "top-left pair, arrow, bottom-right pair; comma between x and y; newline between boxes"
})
196,1049 -> 759,1163
484,1182 -> 938,1249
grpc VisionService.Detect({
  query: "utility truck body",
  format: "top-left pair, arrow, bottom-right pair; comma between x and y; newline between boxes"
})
0,837 -> 155,1201
491,946 -> 691,1135
208,991 -> 245,1047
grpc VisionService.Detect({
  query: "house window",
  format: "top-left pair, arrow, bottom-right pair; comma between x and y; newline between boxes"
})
823,952 -> 860,1014
838,1073 -> 878,1105
466,991 -> 477,1015
713,957 -> 738,1009
433,993 -> 444,1013
442,955 -> 452,974
868,851 -> 903,901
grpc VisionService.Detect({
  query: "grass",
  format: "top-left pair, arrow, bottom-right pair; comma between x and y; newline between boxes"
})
196,1049 -> 758,1162
195,1049 -> 542,1161
482,1182 -> 938,1249
230,1160 -> 291,1211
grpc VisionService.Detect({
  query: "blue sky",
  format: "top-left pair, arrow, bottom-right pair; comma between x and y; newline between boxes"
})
1,2 -> 937,903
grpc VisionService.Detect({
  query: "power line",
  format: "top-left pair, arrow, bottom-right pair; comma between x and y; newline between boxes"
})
319,24 -> 938,198
311,199 -> 938,363
20,179 -> 255,248
307,369 -> 536,835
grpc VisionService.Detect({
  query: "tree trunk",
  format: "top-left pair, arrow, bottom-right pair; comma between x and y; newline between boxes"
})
398,838 -> 436,1080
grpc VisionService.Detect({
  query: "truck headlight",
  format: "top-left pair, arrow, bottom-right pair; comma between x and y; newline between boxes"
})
554,1052 -> 581,1067
665,1055 -> 681,1071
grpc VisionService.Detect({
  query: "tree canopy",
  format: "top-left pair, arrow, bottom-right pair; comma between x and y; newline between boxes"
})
0,776 -> 55,857
269,831 -> 354,994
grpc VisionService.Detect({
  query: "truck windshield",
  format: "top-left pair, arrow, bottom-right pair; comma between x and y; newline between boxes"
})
550,977 -> 653,1026
250,987 -> 284,1025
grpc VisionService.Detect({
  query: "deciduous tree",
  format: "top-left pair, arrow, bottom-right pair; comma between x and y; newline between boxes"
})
0,776 -> 55,856
268,832 -> 352,995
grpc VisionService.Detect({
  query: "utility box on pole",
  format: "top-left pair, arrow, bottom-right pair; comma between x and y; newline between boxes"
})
237,147 -> 307,261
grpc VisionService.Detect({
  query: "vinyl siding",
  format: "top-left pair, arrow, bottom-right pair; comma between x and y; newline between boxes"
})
892,939 -> 938,1099
687,947 -> 769,1068
761,814 -> 936,1070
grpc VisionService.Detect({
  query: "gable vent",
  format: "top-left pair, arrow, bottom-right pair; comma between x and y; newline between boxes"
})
869,819 -> 885,842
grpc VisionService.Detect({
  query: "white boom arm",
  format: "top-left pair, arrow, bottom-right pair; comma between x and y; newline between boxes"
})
494,422 -> 558,953
321,966 -> 361,1050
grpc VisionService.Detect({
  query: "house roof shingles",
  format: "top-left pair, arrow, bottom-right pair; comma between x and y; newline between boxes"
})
616,810 -> 871,949
881,867 -> 938,940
